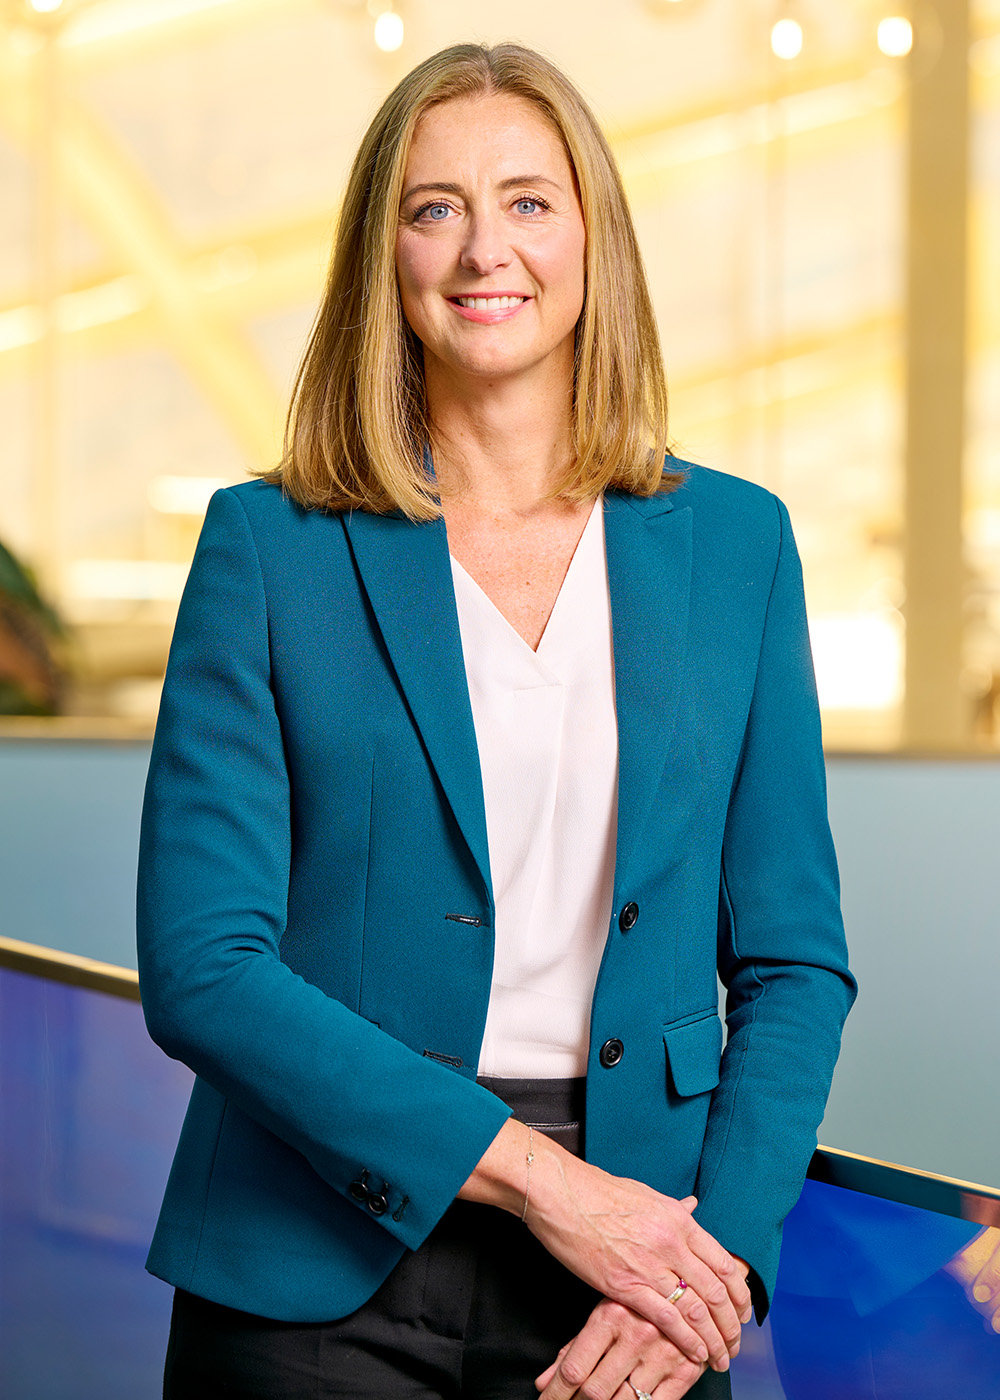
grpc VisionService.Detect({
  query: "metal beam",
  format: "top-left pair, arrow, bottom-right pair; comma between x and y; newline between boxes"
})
0,38 -> 282,470
902,0 -> 971,748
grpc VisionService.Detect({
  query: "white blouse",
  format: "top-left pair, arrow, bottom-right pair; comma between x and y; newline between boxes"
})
450,500 -> 619,1079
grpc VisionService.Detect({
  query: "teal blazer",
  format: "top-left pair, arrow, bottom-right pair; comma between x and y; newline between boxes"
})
137,462 -> 856,1323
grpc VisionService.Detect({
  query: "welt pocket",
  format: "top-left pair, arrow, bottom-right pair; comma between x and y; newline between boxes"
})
663,1010 -> 723,1098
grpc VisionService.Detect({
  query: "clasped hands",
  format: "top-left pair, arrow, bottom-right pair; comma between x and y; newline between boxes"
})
461,1121 -> 752,1400
527,1148 -> 750,1400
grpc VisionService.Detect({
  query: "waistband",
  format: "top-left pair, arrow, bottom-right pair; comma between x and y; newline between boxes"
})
476,1076 -> 585,1159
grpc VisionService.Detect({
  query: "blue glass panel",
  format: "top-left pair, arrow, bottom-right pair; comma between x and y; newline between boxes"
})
0,966 -> 192,1400
732,1178 -> 1000,1398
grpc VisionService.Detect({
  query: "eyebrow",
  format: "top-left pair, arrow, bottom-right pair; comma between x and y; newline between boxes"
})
401,175 -> 564,203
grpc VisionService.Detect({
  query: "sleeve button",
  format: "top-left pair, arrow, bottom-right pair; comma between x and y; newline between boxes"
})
366,1192 -> 389,1216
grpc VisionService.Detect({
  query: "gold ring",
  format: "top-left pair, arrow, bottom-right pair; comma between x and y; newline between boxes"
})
667,1278 -> 689,1305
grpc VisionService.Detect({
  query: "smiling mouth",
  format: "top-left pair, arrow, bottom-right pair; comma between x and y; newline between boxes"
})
449,295 -> 528,310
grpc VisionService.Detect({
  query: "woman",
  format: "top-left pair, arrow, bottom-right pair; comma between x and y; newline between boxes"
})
137,41 -> 856,1400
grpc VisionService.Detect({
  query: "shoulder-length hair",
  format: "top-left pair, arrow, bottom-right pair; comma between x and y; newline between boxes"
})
263,42 -> 680,519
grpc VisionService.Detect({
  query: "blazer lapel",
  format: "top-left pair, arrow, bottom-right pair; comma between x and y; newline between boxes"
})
604,489 -> 693,897
341,509 -> 493,904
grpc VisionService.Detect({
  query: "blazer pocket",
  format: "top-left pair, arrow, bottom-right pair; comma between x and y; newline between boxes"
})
663,1011 -> 723,1098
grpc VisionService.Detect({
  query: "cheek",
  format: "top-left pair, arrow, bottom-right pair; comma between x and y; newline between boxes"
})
396,233 -> 449,295
549,232 -> 586,317
395,238 -> 431,313
543,222 -> 586,310
394,242 -> 417,312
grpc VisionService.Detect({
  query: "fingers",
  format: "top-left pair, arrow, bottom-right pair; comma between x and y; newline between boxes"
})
668,1278 -> 741,1371
683,1217 -> 753,1318
537,1307 -> 621,1400
610,1372 -> 704,1400
538,1301 -> 703,1400
610,1367 -> 705,1400
621,1197 -> 748,1363
949,1227 -> 1000,1331
641,1248 -> 742,1367
674,1225 -> 752,1352
946,1227 -> 995,1288
580,1340 -> 699,1400
536,1341 -> 573,1392
970,1238 -> 1000,1333
618,1281 -> 734,1371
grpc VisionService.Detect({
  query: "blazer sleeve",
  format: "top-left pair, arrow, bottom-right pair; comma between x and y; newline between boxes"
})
691,494 -> 858,1317
136,488 -> 511,1253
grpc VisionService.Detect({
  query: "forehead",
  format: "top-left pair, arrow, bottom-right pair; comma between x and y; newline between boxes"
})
405,92 -> 573,181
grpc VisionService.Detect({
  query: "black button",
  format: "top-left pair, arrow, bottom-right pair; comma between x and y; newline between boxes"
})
599,1038 -> 624,1068
366,1191 -> 389,1216
618,902 -> 639,932
348,1175 -> 369,1202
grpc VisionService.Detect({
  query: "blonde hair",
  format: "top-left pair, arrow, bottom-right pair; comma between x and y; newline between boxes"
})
264,42 -> 680,518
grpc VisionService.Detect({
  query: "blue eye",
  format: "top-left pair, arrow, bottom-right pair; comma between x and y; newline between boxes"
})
425,203 -> 450,220
516,199 -> 539,215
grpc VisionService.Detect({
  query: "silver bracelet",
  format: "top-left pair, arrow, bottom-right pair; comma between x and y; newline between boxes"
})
520,1125 -> 535,1222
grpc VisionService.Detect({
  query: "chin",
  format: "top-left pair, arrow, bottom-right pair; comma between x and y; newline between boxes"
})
448,341 -> 561,382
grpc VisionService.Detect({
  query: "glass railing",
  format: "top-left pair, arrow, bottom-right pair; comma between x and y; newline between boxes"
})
0,936 -> 191,1399
2,936 -> 998,1399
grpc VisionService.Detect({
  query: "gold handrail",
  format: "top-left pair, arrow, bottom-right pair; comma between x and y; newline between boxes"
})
0,933 -> 139,1001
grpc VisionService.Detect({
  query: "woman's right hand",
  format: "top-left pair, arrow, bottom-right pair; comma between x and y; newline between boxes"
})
459,1119 -> 752,1371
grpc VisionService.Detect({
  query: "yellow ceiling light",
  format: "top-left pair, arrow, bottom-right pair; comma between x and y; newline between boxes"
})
771,18 -> 804,61
810,613 -> 904,711
60,0 -> 240,48
28,0 -> 63,11
877,17 -> 914,58
373,9 -> 403,52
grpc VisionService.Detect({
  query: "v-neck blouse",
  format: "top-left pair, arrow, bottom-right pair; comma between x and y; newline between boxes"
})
450,500 -> 619,1078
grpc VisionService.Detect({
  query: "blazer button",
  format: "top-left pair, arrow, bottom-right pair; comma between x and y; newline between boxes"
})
366,1191 -> 389,1216
599,1038 -> 624,1068
618,902 -> 639,932
348,1173 -> 369,1202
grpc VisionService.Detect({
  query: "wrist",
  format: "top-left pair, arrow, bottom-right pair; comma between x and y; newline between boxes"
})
458,1116 -> 534,1216
518,1128 -> 587,1231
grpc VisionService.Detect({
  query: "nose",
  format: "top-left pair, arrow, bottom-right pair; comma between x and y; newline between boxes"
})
459,210 -> 512,276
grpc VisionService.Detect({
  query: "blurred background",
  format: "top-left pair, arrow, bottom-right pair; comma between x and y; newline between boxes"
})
0,0 -> 997,748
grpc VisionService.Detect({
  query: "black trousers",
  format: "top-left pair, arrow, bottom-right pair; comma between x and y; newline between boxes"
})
164,1079 -> 731,1400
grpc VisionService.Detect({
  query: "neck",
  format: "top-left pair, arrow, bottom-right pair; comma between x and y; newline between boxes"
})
425,358 -> 576,516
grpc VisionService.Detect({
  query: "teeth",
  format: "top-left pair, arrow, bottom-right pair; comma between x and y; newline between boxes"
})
456,296 -> 525,310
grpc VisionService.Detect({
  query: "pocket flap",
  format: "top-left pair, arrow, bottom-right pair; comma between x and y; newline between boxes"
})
663,1013 -> 723,1097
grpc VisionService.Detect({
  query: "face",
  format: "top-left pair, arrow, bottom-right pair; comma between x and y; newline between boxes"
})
395,93 -> 586,393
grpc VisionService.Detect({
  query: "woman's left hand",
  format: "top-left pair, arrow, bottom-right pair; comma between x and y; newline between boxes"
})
534,1297 -> 710,1400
